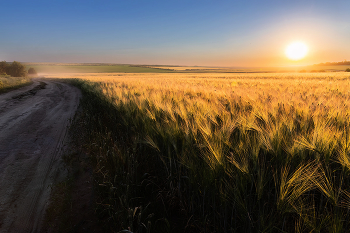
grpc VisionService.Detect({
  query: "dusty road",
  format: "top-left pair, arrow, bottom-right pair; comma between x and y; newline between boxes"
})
0,78 -> 81,233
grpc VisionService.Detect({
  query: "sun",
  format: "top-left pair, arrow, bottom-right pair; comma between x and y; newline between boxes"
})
285,42 -> 308,61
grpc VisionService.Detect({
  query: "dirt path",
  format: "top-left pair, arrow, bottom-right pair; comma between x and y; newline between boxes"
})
0,78 -> 81,233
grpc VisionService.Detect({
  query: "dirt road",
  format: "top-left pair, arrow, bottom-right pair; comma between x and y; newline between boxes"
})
0,78 -> 81,232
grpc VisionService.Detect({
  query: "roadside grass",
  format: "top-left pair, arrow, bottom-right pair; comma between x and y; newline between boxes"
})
66,72 -> 350,232
43,104 -> 104,233
43,152 -> 103,233
0,76 -> 32,94
43,177 -> 74,232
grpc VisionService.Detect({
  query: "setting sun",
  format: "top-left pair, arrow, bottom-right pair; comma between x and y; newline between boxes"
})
285,42 -> 308,61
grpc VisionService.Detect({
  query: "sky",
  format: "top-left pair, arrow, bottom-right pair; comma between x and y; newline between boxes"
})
1,0 -> 349,67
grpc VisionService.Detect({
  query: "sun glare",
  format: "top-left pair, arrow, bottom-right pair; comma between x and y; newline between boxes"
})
285,42 -> 308,61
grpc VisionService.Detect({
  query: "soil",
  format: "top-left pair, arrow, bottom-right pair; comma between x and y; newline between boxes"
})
0,78 -> 81,233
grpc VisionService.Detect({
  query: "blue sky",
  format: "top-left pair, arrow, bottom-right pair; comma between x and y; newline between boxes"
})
1,0 -> 349,66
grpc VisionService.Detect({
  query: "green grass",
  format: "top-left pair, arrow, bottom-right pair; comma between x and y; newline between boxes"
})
0,76 -> 32,94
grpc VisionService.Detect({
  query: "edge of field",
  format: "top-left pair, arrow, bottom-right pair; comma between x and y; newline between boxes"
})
42,77 -> 191,233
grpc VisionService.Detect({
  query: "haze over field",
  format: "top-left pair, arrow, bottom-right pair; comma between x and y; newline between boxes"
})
1,0 -> 349,67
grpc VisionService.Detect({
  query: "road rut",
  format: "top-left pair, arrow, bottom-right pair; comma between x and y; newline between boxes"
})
0,78 -> 81,232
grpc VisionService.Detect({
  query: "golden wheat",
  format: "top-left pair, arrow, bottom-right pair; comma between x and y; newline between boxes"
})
66,72 -> 350,232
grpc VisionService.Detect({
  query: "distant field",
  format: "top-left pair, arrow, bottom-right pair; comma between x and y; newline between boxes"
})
24,63 -> 350,74
308,65 -> 350,72
142,64 -> 350,73
44,71 -> 350,81
23,63 -> 173,74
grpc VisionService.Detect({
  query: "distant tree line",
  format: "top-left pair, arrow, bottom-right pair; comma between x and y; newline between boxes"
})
316,60 -> 350,66
0,61 -> 28,77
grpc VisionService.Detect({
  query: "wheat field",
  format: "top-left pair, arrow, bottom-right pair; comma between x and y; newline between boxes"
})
62,72 -> 350,232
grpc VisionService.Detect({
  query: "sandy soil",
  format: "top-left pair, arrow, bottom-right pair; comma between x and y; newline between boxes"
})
0,78 -> 81,233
